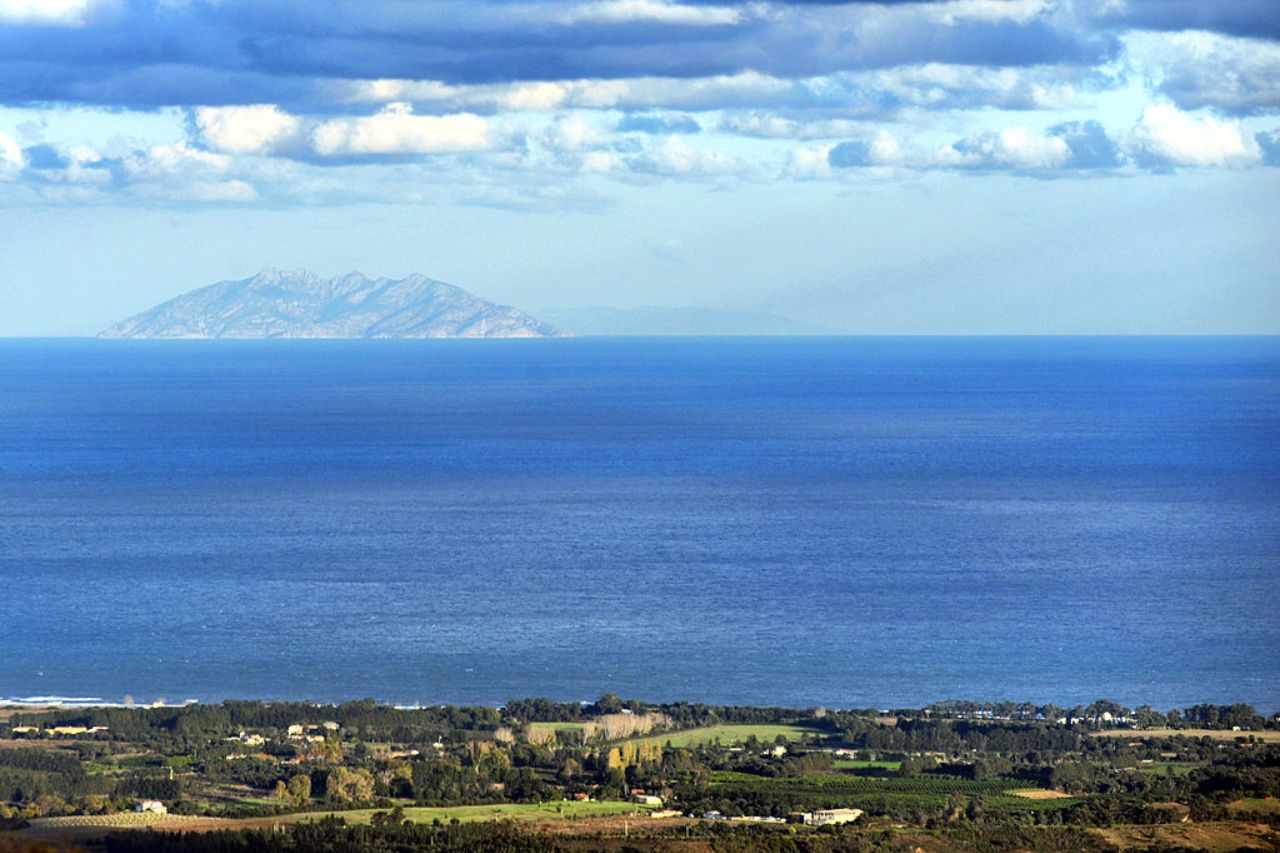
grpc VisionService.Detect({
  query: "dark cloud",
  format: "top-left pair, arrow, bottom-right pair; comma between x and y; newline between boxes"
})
1048,120 -> 1120,169
617,113 -> 701,134
827,140 -> 870,168
1093,0 -> 1280,41
0,0 -> 1115,109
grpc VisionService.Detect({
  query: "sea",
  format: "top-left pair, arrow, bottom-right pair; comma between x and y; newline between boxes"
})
1,337 -> 1277,711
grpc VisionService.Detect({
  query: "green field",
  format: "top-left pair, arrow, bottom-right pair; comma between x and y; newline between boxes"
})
621,724 -> 827,749
1228,797 -> 1280,814
833,760 -> 902,771
709,771 -> 1084,813
1135,761 -> 1200,777
279,800 -> 653,826
527,722 -> 590,734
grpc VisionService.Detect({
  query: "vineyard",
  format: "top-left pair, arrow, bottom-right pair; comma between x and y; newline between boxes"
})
708,771 -> 1085,813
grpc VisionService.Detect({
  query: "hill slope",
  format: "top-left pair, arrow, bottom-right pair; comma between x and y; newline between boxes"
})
100,269 -> 569,339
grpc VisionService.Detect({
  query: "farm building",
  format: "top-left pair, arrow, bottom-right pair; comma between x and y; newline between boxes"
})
136,800 -> 168,814
801,808 -> 863,826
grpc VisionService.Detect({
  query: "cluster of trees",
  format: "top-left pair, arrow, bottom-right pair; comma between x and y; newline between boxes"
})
917,700 -> 1274,730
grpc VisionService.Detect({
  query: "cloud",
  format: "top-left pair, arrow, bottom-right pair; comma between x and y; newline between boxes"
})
0,0 -> 94,25
80,140 -> 260,202
1048,119 -> 1121,168
0,0 -> 1116,109
0,128 -> 24,175
624,135 -> 746,177
541,113 -> 607,150
1093,0 -> 1280,41
341,72 -> 798,114
194,105 -> 301,155
616,112 -> 701,133
310,105 -> 494,157
827,139 -> 871,168
1128,103 -> 1261,167
1123,31 -> 1280,115
558,0 -> 741,26
938,125 -> 1070,170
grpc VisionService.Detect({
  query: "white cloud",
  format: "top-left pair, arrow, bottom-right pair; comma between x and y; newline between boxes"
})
868,131 -> 904,166
860,63 -> 1083,110
559,0 -> 741,26
1129,103 -> 1260,167
121,142 -> 230,180
628,135 -> 746,177
339,72 -> 792,114
1125,30 -> 1280,114
786,144 -> 834,179
937,126 -> 1071,169
923,0 -> 1052,27
0,0 -> 93,25
311,104 -> 494,156
194,105 -> 300,155
579,150 -> 623,174
542,114 -> 605,151
0,129 -> 24,176
117,141 -> 258,201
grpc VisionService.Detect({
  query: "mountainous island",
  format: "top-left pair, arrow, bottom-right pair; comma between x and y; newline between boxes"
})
99,269 -> 569,339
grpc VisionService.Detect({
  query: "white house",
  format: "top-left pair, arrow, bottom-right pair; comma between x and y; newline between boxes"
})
801,808 -> 862,826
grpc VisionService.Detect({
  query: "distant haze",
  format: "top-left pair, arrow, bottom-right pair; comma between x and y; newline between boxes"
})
539,306 -> 841,336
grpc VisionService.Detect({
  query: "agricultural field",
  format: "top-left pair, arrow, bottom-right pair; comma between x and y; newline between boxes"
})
1228,797 -> 1280,814
620,723 -> 827,749
28,813 -> 234,830
833,759 -> 901,771
708,771 -> 1085,813
276,799 -> 654,825
526,721 -> 589,734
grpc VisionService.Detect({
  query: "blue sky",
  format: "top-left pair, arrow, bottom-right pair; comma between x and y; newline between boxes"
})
0,0 -> 1277,334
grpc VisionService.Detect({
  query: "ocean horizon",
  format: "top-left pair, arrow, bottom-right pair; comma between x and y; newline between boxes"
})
3,336 -> 1277,711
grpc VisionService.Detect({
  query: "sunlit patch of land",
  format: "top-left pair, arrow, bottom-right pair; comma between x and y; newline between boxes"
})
617,723 -> 825,748
1091,728 -> 1280,742
1008,788 -> 1074,799
1092,821 -> 1280,852
273,799 -> 654,825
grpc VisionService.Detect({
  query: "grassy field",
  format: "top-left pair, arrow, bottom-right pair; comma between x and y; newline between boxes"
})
1135,761 -> 1201,776
1228,797 -> 1280,814
276,800 -> 655,826
834,760 -> 902,771
708,771 -> 1084,813
29,813 -> 232,829
527,722 -> 590,734
620,724 -> 827,749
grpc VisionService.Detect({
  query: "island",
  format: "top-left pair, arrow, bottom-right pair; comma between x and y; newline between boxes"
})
99,269 -> 571,339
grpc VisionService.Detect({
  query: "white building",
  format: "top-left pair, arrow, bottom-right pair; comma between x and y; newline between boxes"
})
801,808 -> 863,826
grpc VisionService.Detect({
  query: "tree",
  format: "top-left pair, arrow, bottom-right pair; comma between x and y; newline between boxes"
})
286,774 -> 311,805
326,767 -> 374,803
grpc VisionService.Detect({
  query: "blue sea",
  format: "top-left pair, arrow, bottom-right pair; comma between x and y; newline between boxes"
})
1,337 -> 1277,711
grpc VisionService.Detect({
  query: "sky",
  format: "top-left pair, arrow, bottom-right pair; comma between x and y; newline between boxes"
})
0,0 -> 1277,335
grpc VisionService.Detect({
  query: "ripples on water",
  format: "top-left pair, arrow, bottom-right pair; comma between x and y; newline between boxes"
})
1,337 -> 1277,709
